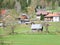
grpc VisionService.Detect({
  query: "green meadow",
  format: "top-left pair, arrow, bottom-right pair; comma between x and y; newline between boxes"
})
0,22 -> 60,45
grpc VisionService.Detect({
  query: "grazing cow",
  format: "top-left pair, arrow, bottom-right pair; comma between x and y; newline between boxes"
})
31,24 -> 43,32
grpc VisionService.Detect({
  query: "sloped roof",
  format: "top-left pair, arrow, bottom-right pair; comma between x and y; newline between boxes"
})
57,12 -> 60,15
36,10 -> 48,15
1,9 -> 6,15
45,13 -> 60,17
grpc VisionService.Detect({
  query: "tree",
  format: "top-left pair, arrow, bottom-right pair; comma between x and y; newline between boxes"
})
58,0 -> 60,6
0,0 -> 4,8
4,15 -> 16,34
2,0 -> 15,9
51,0 -> 56,9
15,0 -> 21,14
46,0 -> 59,10
0,0 -> 4,20
27,0 -> 31,6
39,0 -> 46,9
27,0 -> 38,18
55,0 -> 59,9
45,22 -> 49,33
19,0 -> 28,12
40,14 -> 44,21
0,0 -> 5,44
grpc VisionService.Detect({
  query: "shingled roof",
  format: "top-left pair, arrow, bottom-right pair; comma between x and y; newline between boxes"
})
45,13 -> 60,17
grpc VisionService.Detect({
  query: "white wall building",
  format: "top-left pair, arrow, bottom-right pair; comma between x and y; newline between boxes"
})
53,16 -> 60,22
45,13 -> 60,22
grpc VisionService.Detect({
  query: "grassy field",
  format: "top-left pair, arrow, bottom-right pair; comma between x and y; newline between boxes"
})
4,34 -> 60,45
0,22 -> 60,45
14,22 -> 60,34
